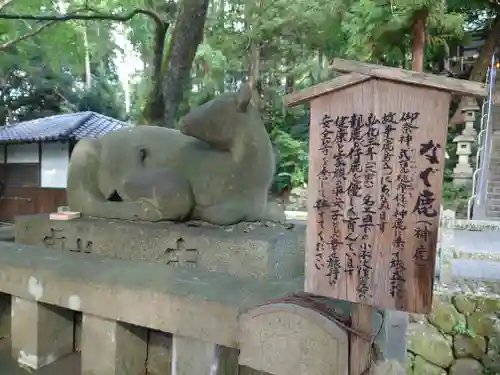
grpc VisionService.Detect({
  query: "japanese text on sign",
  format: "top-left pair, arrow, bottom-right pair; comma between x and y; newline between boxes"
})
313,111 -> 441,304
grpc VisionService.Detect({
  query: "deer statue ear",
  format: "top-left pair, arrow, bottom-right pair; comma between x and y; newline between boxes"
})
236,83 -> 252,112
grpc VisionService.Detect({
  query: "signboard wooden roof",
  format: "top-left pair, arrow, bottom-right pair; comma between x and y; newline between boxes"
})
284,59 -> 485,314
284,59 -> 487,107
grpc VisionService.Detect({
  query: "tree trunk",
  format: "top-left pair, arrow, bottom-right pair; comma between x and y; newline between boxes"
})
285,73 -> 295,94
248,42 -> 261,106
442,42 -> 450,73
411,9 -> 428,72
469,14 -> 500,82
161,0 -> 210,128
82,25 -> 92,89
246,0 -> 263,109
140,22 -> 169,124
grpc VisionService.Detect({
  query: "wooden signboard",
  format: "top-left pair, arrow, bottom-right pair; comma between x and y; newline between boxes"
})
284,59 -> 487,314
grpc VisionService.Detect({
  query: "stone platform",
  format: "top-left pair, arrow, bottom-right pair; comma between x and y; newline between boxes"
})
0,242 -> 352,375
11,215 -> 309,374
6,214 -> 409,374
15,215 -> 306,280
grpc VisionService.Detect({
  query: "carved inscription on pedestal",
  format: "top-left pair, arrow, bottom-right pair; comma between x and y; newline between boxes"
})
43,228 -> 66,249
41,228 -> 93,255
164,237 -> 198,266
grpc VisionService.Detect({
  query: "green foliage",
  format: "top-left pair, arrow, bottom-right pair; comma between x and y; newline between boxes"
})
452,320 -> 475,338
341,0 -> 467,67
72,82 -> 127,120
0,0 -> 128,124
270,128 -> 308,192
266,101 -> 309,193
442,182 -> 469,218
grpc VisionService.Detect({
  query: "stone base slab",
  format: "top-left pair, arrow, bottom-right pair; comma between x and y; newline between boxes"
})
15,215 -> 305,280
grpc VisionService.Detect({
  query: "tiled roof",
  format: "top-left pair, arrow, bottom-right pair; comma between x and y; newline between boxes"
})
0,111 -> 130,143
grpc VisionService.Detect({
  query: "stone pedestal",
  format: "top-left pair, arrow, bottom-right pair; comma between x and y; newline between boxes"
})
81,314 -> 147,375
14,215 -> 306,375
11,297 -> 74,369
15,215 -> 305,280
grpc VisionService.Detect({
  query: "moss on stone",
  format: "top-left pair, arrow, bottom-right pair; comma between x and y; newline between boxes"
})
453,334 -> 486,359
428,303 -> 465,334
407,323 -> 454,368
413,355 -> 447,375
449,358 -> 483,375
452,295 -> 476,315
467,312 -> 500,337
475,298 -> 500,314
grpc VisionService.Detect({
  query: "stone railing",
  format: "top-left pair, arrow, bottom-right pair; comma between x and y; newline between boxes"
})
0,241 -> 354,375
0,214 -> 383,375
437,210 -> 500,295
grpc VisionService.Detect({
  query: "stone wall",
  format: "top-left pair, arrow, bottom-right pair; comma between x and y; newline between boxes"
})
283,187 -> 308,212
407,293 -> 500,375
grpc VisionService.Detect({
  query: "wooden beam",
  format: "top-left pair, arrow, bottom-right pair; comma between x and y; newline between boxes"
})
350,304 -> 373,375
330,58 -> 488,98
283,73 -> 371,107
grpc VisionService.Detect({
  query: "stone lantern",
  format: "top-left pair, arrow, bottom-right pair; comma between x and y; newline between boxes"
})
452,97 -> 479,187
460,96 -> 480,136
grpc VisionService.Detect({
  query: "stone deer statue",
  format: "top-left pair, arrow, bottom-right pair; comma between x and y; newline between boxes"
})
66,84 -> 285,225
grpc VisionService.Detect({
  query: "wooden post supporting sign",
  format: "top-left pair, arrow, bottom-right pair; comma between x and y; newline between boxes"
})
284,59 -> 487,374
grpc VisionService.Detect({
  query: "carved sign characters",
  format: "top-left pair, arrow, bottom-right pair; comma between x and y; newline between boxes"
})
40,229 -> 199,267
304,79 -> 449,314
43,228 -> 93,254
164,237 -> 198,265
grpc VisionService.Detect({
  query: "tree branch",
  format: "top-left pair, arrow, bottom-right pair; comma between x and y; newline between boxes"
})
0,20 -> 58,50
0,8 -> 166,28
0,8 -> 168,51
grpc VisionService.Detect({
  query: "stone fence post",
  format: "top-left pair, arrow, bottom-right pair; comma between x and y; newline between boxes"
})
437,207 -> 456,283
